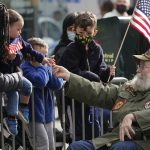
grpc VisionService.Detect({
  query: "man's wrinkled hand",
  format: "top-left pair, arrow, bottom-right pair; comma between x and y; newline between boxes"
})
119,113 -> 136,141
52,65 -> 70,81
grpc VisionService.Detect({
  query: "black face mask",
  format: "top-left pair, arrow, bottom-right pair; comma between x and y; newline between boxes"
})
75,34 -> 93,45
116,4 -> 127,14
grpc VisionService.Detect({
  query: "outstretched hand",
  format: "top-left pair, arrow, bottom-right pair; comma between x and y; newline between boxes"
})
119,113 -> 136,141
42,57 -> 56,66
52,65 -> 70,81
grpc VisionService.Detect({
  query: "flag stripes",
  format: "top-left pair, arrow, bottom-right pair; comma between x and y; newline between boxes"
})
130,0 -> 150,43
8,38 -> 23,54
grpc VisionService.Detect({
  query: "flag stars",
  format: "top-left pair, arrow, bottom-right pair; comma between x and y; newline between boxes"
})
138,0 -> 150,17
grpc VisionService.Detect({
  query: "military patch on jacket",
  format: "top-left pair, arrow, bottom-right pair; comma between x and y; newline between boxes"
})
145,101 -> 150,109
112,97 -> 127,111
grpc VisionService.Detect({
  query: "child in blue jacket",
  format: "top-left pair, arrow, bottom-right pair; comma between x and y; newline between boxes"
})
21,37 -> 63,150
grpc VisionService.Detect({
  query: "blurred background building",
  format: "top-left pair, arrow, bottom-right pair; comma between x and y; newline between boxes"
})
2,0 -> 148,80
1,0 -> 137,55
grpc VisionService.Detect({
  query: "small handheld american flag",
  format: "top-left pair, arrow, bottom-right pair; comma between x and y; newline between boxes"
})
130,0 -> 150,43
8,37 -> 23,54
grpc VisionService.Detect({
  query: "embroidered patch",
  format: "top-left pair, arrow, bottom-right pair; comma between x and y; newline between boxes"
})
144,101 -> 150,109
112,98 -> 127,111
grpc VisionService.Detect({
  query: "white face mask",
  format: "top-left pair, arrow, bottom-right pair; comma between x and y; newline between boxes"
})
67,31 -> 76,41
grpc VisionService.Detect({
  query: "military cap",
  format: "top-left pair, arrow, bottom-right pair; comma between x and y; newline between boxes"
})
133,49 -> 150,61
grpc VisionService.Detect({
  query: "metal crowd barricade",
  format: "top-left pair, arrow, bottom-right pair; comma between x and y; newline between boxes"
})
0,77 -> 128,150
0,87 -> 66,150
0,91 -> 35,150
0,93 -> 5,150
0,93 -> 17,150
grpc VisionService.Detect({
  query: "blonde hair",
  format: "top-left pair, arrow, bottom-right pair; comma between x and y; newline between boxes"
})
27,37 -> 48,50
8,9 -> 24,25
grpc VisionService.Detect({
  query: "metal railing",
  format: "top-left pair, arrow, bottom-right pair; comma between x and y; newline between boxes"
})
0,77 -> 128,150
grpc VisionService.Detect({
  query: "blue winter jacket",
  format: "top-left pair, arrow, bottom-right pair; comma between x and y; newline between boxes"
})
21,61 -> 64,123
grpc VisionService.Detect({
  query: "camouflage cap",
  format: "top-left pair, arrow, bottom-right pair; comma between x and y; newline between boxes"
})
133,49 -> 150,61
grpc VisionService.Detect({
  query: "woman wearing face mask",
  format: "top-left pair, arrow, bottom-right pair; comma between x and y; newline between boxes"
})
54,12 -> 78,64
53,12 -> 78,144
103,0 -> 130,18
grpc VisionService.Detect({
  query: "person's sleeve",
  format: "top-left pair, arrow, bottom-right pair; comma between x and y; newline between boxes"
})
21,38 -> 44,63
59,45 -> 82,74
13,51 -> 23,66
95,45 -> 113,83
81,71 -> 100,82
21,63 -> 49,88
84,42 -> 110,82
100,67 -> 114,83
65,73 -> 119,109
0,72 -> 23,92
60,45 -> 100,81
132,109 -> 150,132
47,67 -> 64,90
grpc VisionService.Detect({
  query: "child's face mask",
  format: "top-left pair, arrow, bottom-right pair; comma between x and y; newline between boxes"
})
75,26 -> 97,45
75,34 -> 93,44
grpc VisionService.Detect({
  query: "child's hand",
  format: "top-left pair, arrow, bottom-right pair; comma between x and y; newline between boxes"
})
109,65 -> 116,76
42,57 -> 56,66
7,53 -> 17,60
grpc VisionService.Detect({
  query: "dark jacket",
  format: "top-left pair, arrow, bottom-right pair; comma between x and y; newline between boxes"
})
59,40 -> 110,83
54,39 -> 72,64
59,40 -> 111,140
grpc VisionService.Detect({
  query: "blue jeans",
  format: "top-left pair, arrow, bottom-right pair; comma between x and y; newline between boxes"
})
6,77 -> 32,116
67,140 -> 143,150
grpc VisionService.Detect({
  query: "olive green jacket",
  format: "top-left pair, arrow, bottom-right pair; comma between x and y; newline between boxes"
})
65,73 -> 150,150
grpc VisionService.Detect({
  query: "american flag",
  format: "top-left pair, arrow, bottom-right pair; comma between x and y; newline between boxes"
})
130,0 -> 150,43
8,37 -> 23,54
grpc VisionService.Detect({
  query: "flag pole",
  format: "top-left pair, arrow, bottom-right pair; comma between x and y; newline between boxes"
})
113,21 -> 130,66
107,0 -> 139,82
113,0 -> 139,66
